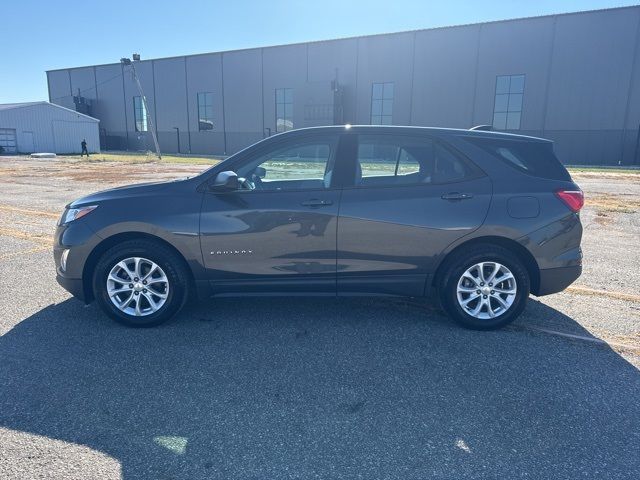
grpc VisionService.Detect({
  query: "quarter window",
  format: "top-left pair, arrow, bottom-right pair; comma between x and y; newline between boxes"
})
370,82 -> 394,125
356,135 -> 472,186
465,137 -> 570,181
493,75 -> 524,130
276,88 -> 294,133
133,96 -> 148,132
197,92 -> 214,131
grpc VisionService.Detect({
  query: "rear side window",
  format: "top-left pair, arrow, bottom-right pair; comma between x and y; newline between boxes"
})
466,137 -> 570,181
355,135 -> 478,187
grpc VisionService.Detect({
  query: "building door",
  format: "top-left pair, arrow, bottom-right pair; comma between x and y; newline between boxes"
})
0,128 -> 17,153
21,131 -> 35,153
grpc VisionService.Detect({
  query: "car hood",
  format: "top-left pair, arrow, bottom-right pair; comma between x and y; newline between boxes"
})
68,180 -> 181,207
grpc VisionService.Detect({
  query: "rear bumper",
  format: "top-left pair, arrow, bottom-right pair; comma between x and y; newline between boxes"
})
535,265 -> 582,296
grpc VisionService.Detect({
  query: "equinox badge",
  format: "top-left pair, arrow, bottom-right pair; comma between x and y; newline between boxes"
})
211,250 -> 253,255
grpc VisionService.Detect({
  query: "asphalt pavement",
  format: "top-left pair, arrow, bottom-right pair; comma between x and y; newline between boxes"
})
0,157 -> 638,479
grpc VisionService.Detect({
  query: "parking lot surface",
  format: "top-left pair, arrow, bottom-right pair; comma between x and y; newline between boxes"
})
1,156 -> 639,479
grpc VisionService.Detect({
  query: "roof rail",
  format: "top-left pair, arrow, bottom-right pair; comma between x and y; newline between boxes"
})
469,125 -> 493,131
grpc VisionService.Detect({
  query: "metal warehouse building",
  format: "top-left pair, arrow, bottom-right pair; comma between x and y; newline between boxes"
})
47,5 -> 640,165
0,102 -> 100,154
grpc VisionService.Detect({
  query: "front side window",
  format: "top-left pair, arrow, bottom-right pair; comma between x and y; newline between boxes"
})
276,88 -> 293,133
355,135 -> 471,186
133,96 -> 148,132
493,74 -> 524,130
198,92 -> 214,131
370,82 -> 394,125
236,135 -> 338,191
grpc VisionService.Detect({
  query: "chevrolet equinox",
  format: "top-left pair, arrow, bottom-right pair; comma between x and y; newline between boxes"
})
54,126 -> 583,329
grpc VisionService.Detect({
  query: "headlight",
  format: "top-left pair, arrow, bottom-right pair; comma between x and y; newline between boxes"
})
61,205 -> 98,225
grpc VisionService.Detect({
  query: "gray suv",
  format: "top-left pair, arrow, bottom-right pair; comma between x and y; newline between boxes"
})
54,126 -> 583,329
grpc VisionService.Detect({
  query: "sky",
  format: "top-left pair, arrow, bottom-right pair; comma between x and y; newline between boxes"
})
1,0 -> 638,103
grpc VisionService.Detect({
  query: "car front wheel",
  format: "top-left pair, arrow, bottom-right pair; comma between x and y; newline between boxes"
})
439,245 -> 530,330
93,239 -> 189,327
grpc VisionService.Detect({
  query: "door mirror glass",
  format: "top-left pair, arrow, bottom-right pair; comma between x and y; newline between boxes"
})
212,171 -> 239,191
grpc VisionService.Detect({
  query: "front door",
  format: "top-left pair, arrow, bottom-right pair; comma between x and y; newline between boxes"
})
199,133 -> 343,295
337,133 -> 492,296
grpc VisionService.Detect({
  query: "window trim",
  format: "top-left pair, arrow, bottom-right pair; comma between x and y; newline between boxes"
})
197,92 -> 214,131
133,96 -> 148,132
275,88 -> 294,133
492,74 -> 525,131
370,82 -> 394,125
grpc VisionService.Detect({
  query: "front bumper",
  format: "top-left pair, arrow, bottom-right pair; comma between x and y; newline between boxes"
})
535,264 -> 582,296
55,272 -> 86,301
53,221 -> 99,303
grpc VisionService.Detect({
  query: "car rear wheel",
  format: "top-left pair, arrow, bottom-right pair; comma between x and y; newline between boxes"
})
93,239 -> 189,327
439,245 -> 530,330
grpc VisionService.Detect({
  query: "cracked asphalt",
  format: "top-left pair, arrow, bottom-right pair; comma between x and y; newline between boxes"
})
0,156 -> 638,479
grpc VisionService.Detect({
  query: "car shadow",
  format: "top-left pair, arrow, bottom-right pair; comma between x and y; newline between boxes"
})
1,297 -> 639,479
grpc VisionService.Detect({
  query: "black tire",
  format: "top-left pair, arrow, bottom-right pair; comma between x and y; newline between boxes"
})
438,244 -> 530,330
93,239 -> 189,327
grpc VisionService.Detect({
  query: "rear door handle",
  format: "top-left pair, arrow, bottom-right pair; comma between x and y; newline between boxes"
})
301,199 -> 333,207
441,192 -> 474,201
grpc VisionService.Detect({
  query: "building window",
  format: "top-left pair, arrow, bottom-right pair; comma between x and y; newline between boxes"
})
493,75 -> 525,130
276,88 -> 293,132
370,82 -> 394,125
197,92 -> 214,131
133,96 -> 148,132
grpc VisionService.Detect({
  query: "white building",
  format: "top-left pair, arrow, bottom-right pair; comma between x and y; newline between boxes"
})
0,102 -> 100,154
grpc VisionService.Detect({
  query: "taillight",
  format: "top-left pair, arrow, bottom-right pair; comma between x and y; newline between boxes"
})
555,189 -> 584,212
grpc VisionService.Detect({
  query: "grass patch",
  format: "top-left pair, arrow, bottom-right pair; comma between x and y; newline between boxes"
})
567,166 -> 640,175
59,152 -> 224,166
586,193 -> 640,214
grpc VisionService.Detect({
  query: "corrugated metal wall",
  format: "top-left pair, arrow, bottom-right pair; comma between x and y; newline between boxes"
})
46,6 -> 640,165
0,104 -> 100,154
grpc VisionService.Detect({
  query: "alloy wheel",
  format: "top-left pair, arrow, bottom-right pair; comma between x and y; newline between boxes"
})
456,261 -> 517,320
106,257 -> 169,316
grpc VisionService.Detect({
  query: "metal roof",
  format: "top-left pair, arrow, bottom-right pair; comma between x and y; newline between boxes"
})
0,102 -> 43,111
0,101 -> 99,122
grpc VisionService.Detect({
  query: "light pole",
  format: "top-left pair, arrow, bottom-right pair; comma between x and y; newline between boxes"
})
121,55 -> 162,160
173,127 -> 180,154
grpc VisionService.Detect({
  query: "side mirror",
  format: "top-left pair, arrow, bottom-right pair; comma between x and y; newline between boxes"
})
254,166 -> 266,178
212,171 -> 239,191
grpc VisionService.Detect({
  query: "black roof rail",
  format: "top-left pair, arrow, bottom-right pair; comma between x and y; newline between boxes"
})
469,125 -> 493,131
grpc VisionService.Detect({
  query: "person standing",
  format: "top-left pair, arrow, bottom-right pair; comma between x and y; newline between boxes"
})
81,139 -> 89,158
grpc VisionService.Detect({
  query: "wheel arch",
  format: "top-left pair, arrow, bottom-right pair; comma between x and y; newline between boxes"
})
432,236 -> 540,295
82,232 -> 195,303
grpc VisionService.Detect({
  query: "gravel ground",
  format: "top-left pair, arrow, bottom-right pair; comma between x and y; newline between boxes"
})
0,156 -> 639,479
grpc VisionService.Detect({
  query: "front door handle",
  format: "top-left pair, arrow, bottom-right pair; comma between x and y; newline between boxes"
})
441,192 -> 474,201
301,199 -> 333,207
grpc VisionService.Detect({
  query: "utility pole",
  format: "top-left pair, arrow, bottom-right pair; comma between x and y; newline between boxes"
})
121,55 -> 162,160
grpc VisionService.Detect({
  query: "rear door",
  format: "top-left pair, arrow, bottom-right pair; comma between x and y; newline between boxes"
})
337,133 -> 492,296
